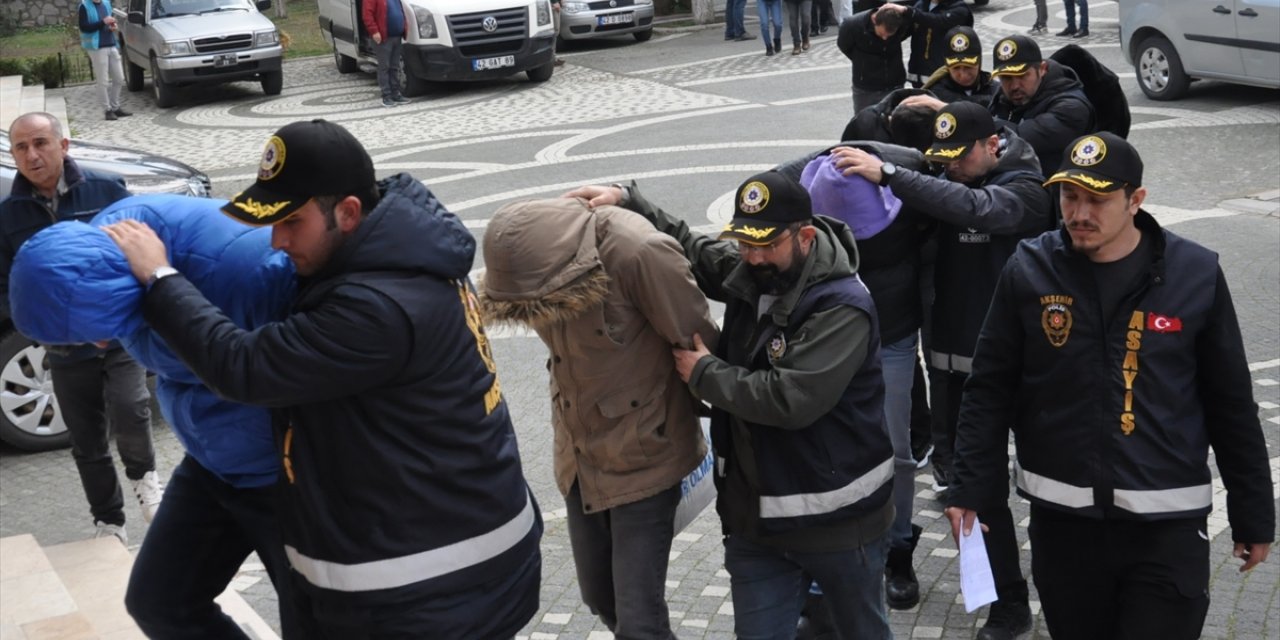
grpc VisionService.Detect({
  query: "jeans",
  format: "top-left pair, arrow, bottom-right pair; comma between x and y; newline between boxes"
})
1029,508 -> 1209,640
725,0 -> 748,38
374,37 -> 403,100
1034,0 -> 1048,26
1064,0 -> 1088,30
724,532 -> 891,640
881,334 -> 917,549
565,481 -> 680,640
51,348 -> 154,527
86,46 -> 124,112
757,0 -> 783,48
125,455 -> 303,639
786,1 -> 812,45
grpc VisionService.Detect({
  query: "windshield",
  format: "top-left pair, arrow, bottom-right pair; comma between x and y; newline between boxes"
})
152,0 -> 253,19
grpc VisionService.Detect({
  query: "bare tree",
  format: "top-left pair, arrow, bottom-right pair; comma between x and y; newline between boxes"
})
693,0 -> 714,23
274,0 -> 288,19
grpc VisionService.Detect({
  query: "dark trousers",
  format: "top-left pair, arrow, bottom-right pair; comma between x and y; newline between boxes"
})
810,0 -> 834,28
51,348 -> 154,527
908,352 -> 931,453
374,37 -> 403,100
125,455 -> 302,639
928,368 -> 965,471
565,481 -> 681,640
786,1 -> 812,45
1029,507 -> 1210,640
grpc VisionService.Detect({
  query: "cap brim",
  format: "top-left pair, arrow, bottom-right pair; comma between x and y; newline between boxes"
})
924,142 -> 971,163
221,184 -> 308,226
945,55 -> 980,67
719,219 -> 786,245
1044,170 -> 1125,195
992,63 -> 1036,77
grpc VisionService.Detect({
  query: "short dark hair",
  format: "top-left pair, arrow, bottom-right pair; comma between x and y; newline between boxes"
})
873,7 -> 904,33
314,184 -> 380,229
889,103 -> 939,153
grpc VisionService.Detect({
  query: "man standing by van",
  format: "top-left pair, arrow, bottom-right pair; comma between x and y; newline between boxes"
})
363,0 -> 410,107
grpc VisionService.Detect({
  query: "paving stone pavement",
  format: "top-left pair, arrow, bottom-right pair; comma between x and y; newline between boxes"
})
3,1 -> 1279,637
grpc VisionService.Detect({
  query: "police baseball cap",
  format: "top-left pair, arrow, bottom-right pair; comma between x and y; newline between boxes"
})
1043,132 -> 1144,195
719,171 -> 813,246
943,26 -> 981,68
990,35 -> 1042,77
924,101 -> 998,163
223,119 -> 376,226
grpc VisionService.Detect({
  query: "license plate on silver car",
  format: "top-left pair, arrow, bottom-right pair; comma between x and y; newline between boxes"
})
598,12 -> 634,26
473,55 -> 516,71
213,53 -> 237,67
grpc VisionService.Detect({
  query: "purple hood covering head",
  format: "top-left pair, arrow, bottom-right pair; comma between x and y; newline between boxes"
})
799,154 -> 902,240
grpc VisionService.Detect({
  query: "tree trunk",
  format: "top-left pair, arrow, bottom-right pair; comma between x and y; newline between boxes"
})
275,0 -> 288,18
693,0 -> 715,24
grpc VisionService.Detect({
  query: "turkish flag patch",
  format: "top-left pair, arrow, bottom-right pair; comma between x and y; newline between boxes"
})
1147,313 -> 1183,333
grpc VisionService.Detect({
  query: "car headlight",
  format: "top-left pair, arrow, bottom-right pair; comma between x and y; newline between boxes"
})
412,6 -> 437,38
562,2 -> 588,13
161,40 -> 192,56
636,0 -> 652,4
186,176 -> 211,197
254,30 -> 279,47
536,0 -> 551,26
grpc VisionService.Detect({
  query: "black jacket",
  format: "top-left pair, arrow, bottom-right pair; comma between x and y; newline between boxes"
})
904,0 -> 972,80
0,158 -> 129,363
952,212 -> 1275,545
840,87 -> 934,143
775,141 -> 930,345
926,69 -> 1000,107
880,129 -> 1053,369
838,9 -> 909,91
990,59 -> 1095,175
143,175 -> 542,633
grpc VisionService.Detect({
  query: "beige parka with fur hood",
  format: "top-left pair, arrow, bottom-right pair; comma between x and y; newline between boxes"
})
480,197 -> 719,513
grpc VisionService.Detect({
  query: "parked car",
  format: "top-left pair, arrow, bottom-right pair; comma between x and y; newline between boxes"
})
116,0 -> 285,108
558,0 -> 655,43
0,132 -> 210,451
1119,0 -> 1280,100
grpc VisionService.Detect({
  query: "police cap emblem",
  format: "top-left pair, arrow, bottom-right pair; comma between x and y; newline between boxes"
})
739,181 -> 770,214
950,33 -> 969,52
996,38 -> 1017,61
934,112 -> 957,140
767,333 -> 787,362
1070,135 -> 1107,167
258,136 -> 286,181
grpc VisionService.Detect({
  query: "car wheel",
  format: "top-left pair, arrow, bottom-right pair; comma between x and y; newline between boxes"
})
1135,35 -> 1190,101
261,70 -> 284,96
334,43 -> 358,74
527,60 -> 554,82
0,330 -> 68,451
633,28 -> 653,43
150,57 -> 177,108
123,46 -> 144,92
402,68 -> 430,97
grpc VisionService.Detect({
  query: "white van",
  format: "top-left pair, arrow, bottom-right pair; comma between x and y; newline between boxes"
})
318,0 -> 556,95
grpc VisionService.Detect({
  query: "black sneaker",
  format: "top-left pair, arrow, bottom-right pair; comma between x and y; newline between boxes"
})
1055,27 -> 1076,36
104,109 -> 118,121
735,31 -> 756,41
911,433 -> 933,469
113,108 -> 132,117
1072,29 -> 1090,38
977,598 -> 1032,640
931,463 -> 953,494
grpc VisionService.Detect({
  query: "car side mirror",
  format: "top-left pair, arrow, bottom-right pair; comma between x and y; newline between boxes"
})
255,0 -> 272,10
127,10 -> 144,24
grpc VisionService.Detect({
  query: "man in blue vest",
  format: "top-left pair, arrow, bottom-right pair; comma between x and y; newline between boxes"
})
947,133 -> 1273,639
362,0 -> 410,107
78,0 -> 131,120
568,172 -> 896,639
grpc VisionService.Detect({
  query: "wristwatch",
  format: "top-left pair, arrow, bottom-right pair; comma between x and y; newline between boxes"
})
146,266 -> 179,290
879,162 -> 897,187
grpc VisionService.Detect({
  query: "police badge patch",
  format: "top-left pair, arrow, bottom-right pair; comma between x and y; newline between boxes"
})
996,38 -> 1017,61
950,32 -> 969,52
935,113 -> 957,139
1070,135 -> 1107,167
739,181 -> 770,214
1041,302 -> 1073,347
258,135 -> 286,181
767,333 -> 787,363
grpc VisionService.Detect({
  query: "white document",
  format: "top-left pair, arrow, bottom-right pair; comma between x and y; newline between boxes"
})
958,515 -> 999,613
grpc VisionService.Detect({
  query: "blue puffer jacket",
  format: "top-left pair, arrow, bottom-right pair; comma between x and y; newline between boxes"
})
10,195 -> 295,487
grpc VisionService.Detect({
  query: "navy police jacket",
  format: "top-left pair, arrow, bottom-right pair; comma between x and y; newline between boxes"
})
953,211 -> 1275,544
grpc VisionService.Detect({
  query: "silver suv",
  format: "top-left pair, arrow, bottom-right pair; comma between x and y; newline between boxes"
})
1119,0 -> 1280,100
117,0 -> 284,107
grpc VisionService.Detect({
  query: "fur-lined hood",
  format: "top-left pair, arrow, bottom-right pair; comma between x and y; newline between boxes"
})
479,197 -> 612,328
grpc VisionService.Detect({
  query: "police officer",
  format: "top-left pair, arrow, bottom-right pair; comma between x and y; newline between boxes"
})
988,35 -> 1094,176
946,133 -> 1274,640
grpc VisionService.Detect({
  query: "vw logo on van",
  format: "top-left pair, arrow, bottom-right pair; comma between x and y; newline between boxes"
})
482,16 -> 498,32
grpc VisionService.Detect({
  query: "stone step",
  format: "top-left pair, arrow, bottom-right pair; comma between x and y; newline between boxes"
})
0,534 -> 279,640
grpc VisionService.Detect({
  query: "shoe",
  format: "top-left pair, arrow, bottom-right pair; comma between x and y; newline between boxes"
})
94,521 -> 128,546
381,98 -> 397,107
553,57 -> 566,67
131,470 -> 164,523
931,463 -> 953,494
104,110 -> 118,121
774,37 -> 781,52
1028,24 -> 1044,34
765,47 -> 775,56
1056,27 -> 1076,36
809,27 -> 819,37
1072,29 -> 1089,38
819,25 -> 829,34
725,34 -> 736,41
735,31 -> 755,41
792,45 -> 802,56
795,592 -> 836,640
802,38 -> 810,51
977,597 -> 1033,640
912,441 -> 934,469
885,524 -> 922,610
113,108 -> 132,117
392,95 -> 411,104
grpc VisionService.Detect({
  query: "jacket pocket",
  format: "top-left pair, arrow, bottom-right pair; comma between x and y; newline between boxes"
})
593,379 -> 669,469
